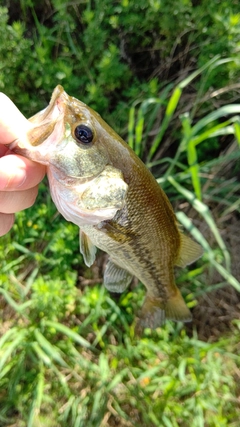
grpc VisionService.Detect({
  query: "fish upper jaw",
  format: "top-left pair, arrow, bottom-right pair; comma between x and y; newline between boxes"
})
6,86 -> 69,164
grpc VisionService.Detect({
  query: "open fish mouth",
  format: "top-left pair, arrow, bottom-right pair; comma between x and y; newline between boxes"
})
7,86 -> 68,162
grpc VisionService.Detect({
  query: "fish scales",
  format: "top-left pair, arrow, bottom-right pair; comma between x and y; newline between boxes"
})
92,158 -> 180,294
8,85 -> 203,330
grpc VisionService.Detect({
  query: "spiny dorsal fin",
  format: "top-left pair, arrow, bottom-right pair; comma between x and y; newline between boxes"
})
175,233 -> 203,268
79,229 -> 97,267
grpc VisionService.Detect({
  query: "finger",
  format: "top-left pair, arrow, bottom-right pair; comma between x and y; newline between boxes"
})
0,146 -> 8,157
0,187 -> 38,214
0,154 -> 46,191
0,213 -> 15,236
0,93 -> 32,144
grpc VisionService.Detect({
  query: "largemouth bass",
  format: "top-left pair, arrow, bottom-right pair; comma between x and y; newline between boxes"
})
9,86 -> 203,329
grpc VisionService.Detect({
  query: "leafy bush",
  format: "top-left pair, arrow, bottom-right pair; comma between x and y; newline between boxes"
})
1,1 -> 240,131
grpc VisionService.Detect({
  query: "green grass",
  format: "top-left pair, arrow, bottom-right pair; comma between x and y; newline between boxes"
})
1,58 -> 240,426
0,286 -> 240,427
0,274 -> 240,427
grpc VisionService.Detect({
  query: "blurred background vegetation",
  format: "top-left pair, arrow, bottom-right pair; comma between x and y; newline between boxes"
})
0,1 -> 240,426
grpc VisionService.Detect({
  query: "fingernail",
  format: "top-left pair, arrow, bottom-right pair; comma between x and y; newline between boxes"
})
16,171 -> 27,188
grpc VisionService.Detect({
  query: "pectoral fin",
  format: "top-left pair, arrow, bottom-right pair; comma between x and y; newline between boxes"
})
79,229 -> 97,267
104,260 -> 133,293
175,233 -> 203,268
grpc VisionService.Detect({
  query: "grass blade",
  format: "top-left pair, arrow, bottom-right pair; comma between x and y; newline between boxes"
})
28,363 -> 45,427
234,122 -> 240,146
192,105 -> 240,136
187,139 -> 201,200
0,332 -> 26,371
34,329 -> 68,367
32,342 -> 51,366
127,106 -> 135,150
148,86 -> 182,159
0,288 -> 32,314
45,320 -> 96,351
135,107 -> 145,157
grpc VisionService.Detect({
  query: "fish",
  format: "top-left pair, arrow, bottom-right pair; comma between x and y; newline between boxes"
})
8,85 -> 203,329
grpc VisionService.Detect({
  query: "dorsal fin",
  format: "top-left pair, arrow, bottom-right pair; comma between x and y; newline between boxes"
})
175,233 -> 203,268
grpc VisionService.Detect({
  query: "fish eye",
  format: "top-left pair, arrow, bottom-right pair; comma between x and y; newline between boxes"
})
74,124 -> 94,144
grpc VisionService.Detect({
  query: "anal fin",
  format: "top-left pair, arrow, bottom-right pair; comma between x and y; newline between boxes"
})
104,260 -> 133,293
79,229 -> 97,267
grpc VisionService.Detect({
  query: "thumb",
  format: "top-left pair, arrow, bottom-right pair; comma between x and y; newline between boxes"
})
0,93 -> 32,145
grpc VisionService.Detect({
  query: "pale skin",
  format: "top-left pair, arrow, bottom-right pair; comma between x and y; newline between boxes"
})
0,93 -> 46,236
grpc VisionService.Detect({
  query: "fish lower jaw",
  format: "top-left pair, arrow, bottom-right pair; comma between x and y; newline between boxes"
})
8,141 -> 50,165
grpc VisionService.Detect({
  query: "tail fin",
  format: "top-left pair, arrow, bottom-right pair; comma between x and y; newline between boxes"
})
137,289 -> 192,330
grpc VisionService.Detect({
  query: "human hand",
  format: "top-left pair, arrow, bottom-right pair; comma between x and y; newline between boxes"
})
0,93 -> 46,236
